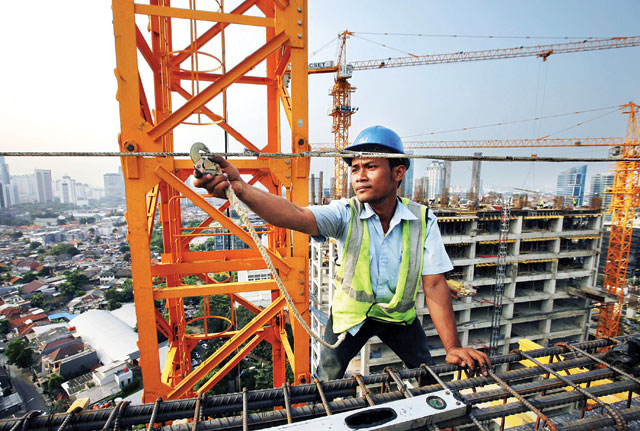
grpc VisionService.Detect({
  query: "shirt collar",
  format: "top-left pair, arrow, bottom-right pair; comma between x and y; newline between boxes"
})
360,198 -> 419,222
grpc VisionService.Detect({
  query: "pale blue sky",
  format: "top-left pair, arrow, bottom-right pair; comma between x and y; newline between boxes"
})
0,1 -> 638,193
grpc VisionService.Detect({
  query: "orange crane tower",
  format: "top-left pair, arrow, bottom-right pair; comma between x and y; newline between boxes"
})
310,36 -> 640,197
111,0 -> 311,401
596,102 -> 640,338
329,31 -> 356,199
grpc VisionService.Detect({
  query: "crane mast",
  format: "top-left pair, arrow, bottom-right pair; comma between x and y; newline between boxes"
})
596,102 -> 640,338
330,31 -> 357,199
112,0 -> 312,401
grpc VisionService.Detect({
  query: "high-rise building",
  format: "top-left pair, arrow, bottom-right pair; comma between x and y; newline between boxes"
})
401,151 -> 414,199
0,157 -> 10,185
470,152 -> 482,202
590,172 -> 615,210
12,174 -> 37,204
426,161 -> 444,200
557,165 -> 587,207
104,171 -> 125,200
309,175 -> 322,205
56,176 -> 77,205
35,169 -> 54,203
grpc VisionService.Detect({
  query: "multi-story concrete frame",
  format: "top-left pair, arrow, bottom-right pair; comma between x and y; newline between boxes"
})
310,208 -> 601,376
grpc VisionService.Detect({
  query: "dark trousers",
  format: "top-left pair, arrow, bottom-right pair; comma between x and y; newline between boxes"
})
315,313 -> 435,381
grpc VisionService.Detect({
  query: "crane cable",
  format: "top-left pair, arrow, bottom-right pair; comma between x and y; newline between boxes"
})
224,182 -> 346,349
191,145 -> 346,350
0,151 -> 634,163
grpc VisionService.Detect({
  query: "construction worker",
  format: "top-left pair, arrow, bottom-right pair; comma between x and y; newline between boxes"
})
193,125 -> 490,380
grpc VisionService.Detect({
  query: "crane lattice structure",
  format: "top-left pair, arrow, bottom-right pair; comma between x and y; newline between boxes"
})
490,205 -> 511,356
111,0 -> 312,401
596,102 -> 640,338
310,35 -> 639,198
329,31 -> 357,199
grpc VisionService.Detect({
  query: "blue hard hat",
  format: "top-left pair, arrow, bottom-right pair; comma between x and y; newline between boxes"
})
343,125 -> 409,167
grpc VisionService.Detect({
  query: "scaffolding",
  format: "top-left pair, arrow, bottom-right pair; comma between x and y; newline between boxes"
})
490,206 -> 510,355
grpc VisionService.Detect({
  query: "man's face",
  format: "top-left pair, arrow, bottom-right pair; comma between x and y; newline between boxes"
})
350,157 -> 405,204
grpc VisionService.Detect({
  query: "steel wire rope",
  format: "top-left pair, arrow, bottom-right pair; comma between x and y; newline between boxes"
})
221,177 -> 345,349
351,32 -> 615,40
0,150 -> 636,163
401,105 -> 624,138
537,108 -> 622,140
310,35 -> 340,58
350,34 -> 419,57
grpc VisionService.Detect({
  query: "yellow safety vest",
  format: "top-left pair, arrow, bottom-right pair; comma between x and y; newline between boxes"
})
331,197 -> 428,333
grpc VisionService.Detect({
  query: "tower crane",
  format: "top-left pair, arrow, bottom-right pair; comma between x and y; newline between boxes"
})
309,35 -> 640,198
596,102 -> 640,338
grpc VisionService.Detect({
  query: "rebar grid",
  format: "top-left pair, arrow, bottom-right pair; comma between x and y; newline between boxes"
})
1,337 -> 638,431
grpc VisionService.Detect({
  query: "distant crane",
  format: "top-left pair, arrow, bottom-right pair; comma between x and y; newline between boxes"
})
309,35 -> 640,198
596,102 -> 640,338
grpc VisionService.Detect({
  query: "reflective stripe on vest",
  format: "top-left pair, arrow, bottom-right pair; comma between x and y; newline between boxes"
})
332,197 -> 428,333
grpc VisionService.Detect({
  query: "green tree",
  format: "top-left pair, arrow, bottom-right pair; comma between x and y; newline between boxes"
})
8,231 -> 23,239
59,281 -> 79,298
37,266 -> 52,277
49,243 -> 79,257
47,373 -> 65,395
119,244 -> 130,253
19,272 -> 37,283
0,319 -> 9,335
150,229 -> 164,253
30,292 -> 45,308
64,270 -> 89,289
6,339 -> 33,368
29,241 -> 42,250
107,300 -> 122,310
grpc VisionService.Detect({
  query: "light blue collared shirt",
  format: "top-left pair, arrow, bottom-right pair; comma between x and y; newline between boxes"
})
308,198 -> 453,334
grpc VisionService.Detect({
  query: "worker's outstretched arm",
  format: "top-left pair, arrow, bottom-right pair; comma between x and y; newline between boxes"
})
423,274 -> 490,374
192,155 -> 321,236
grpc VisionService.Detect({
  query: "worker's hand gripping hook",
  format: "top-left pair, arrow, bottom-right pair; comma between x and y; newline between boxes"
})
190,142 -> 222,179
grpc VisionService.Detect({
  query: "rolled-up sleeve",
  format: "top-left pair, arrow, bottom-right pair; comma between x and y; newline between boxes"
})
307,199 -> 350,242
422,209 -> 454,275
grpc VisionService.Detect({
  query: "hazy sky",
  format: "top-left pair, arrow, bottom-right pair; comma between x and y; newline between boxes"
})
1,1 -> 638,192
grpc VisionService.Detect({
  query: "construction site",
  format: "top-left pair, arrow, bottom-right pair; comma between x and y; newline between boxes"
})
1,1 -> 640,430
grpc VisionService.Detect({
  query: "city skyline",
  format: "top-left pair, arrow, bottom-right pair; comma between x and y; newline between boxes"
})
1,2 -> 638,191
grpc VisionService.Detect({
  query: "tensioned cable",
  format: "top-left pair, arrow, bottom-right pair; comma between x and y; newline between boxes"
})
0,150 -> 635,163
310,35 -> 340,58
537,108 -> 622,139
401,105 -> 624,138
352,32 -> 615,40
350,34 -> 418,57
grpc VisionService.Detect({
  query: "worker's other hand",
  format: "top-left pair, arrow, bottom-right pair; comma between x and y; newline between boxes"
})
446,347 -> 491,376
192,155 -> 244,199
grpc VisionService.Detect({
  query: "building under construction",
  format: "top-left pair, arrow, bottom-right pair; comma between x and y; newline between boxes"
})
311,207 -> 603,375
